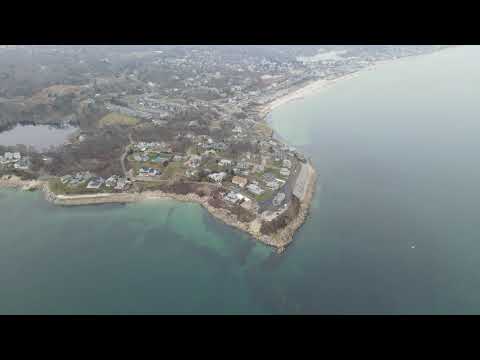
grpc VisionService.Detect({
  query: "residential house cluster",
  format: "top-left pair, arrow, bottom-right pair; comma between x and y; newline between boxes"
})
208,172 -> 227,183
263,173 -> 285,191
86,176 -> 105,189
224,189 -> 251,205
246,182 -> 265,196
196,136 -> 227,152
138,167 -> 161,177
231,176 -> 248,188
133,153 -> 150,162
232,126 -> 243,133
184,154 -> 202,169
133,141 -> 172,153
60,172 -> 94,187
105,175 -> 132,191
0,152 -> 30,170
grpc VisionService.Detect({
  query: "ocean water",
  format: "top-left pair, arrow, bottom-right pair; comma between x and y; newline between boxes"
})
1,45 -> 480,314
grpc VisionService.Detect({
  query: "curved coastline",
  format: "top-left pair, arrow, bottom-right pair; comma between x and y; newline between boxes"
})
258,47 -> 458,122
4,57 -> 413,251
0,73 -> 320,251
3,51 -> 429,251
1,75 -> 324,251
1,165 -> 316,253
40,162 -> 317,252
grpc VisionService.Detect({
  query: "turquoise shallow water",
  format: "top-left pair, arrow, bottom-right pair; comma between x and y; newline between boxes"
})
0,190 -> 274,314
1,46 -> 480,314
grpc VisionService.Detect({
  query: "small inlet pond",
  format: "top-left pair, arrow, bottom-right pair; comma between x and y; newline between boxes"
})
0,124 -> 78,151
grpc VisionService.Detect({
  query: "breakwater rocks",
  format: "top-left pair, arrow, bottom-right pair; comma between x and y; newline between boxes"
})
0,175 -> 43,191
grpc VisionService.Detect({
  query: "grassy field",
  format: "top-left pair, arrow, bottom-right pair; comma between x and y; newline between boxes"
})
264,166 -> 288,180
252,189 -> 274,202
253,122 -> 274,137
128,160 -> 163,173
48,178 -> 113,195
250,167 -> 285,184
160,161 -> 186,180
127,158 -> 186,181
136,182 -> 165,191
98,112 -> 140,127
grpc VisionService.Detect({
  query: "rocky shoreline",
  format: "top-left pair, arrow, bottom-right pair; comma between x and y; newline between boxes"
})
0,175 -> 44,191
40,162 -> 316,251
1,160 -> 316,251
1,76 -> 320,252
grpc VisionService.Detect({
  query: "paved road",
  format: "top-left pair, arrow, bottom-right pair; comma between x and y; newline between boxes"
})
120,133 -> 134,179
120,150 -> 129,179
257,161 -> 301,212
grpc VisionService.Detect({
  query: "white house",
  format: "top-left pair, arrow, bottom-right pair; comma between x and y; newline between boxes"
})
208,172 -> 227,183
280,168 -> 291,177
283,159 -> 292,169
246,183 -> 265,196
218,159 -> 232,167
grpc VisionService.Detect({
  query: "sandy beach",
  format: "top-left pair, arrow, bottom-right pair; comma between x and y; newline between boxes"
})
256,51 -> 442,120
257,71 -> 365,120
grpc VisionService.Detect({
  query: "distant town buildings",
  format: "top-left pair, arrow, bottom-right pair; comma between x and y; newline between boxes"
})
61,172 -> 93,186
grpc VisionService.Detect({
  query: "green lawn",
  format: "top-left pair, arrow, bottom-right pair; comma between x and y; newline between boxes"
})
264,166 -> 288,180
252,189 -> 274,202
98,112 -> 140,127
48,178 -> 113,195
254,122 -> 274,137
160,161 -> 186,180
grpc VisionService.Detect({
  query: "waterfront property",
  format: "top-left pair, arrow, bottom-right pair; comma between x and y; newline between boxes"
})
86,177 -> 105,189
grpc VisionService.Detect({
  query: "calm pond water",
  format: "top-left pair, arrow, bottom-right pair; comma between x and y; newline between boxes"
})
0,124 -> 77,151
0,45 -> 479,314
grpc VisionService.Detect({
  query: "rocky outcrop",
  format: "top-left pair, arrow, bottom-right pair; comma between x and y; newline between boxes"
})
0,175 -> 44,191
